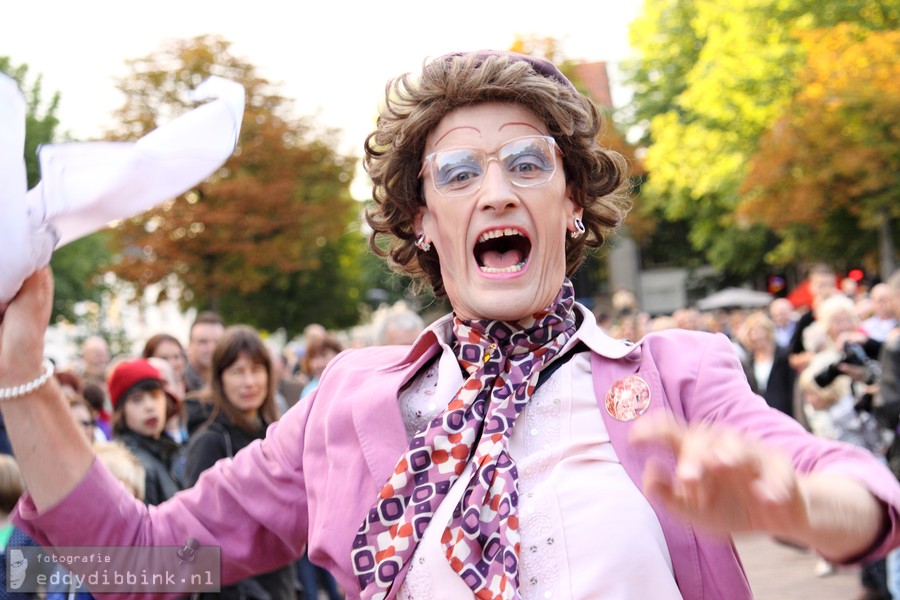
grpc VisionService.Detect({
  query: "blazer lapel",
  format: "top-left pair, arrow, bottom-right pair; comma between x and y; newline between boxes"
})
351,344 -> 442,487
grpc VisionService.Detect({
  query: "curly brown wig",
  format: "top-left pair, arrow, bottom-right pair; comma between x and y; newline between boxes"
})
364,51 -> 632,298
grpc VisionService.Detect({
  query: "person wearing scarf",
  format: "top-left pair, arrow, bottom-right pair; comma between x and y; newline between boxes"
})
3,51 -> 900,600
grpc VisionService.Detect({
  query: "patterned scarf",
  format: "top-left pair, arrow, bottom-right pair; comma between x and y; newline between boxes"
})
353,280 -> 577,599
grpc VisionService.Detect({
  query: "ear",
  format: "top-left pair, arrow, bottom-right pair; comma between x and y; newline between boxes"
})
564,185 -> 583,231
414,205 -> 427,238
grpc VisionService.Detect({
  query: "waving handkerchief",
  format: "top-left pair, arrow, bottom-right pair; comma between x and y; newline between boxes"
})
0,74 -> 245,304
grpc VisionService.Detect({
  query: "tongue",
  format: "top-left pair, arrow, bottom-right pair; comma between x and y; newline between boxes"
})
481,249 -> 524,269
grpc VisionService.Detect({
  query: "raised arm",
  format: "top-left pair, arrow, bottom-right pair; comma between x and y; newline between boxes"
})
0,268 -> 95,510
3,269 -> 310,592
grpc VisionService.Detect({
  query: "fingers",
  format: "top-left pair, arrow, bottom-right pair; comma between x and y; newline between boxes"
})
0,267 -> 54,364
630,413 -> 801,534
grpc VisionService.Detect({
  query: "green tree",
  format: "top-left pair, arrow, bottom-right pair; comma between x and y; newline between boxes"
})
623,0 -> 899,278
1,56 -> 112,323
107,36 -> 362,335
739,24 -> 900,277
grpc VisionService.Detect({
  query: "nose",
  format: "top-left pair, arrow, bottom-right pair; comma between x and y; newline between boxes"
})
476,159 -> 520,211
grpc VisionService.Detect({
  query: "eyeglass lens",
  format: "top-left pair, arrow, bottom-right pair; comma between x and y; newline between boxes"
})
429,136 -> 556,196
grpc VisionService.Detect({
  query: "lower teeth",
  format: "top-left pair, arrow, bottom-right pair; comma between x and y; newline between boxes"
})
480,261 -> 526,274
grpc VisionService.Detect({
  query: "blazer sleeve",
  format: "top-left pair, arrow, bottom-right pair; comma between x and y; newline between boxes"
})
655,330 -> 900,562
13,390 -> 315,594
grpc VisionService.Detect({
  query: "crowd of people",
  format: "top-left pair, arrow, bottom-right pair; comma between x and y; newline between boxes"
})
601,265 -> 900,599
1,51 -> 899,600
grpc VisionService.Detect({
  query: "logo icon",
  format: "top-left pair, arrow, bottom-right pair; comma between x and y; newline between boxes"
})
8,548 -> 28,590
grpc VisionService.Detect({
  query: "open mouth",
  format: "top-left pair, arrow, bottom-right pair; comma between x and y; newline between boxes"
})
474,228 -> 531,274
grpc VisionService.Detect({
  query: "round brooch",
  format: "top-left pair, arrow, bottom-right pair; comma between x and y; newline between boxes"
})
605,375 -> 651,421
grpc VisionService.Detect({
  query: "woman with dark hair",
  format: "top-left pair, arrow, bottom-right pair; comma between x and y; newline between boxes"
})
300,335 -> 343,399
183,325 -> 295,599
4,51 -> 900,599
141,334 -> 187,394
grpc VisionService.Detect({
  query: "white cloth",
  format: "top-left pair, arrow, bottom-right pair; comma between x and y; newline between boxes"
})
0,74 -> 245,303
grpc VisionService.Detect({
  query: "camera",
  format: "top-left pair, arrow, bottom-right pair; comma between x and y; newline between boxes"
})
813,341 -> 874,388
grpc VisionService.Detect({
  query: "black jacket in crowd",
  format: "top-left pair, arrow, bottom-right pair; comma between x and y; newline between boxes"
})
184,413 -> 298,600
117,429 -> 183,506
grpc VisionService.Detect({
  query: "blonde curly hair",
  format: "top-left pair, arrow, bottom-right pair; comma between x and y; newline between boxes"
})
364,51 -> 632,297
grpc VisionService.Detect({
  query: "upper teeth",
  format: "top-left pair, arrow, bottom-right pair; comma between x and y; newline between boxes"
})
478,228 -> 523,243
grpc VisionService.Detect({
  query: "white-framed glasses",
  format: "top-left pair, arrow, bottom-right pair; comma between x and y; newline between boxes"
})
419,135 -> 561,198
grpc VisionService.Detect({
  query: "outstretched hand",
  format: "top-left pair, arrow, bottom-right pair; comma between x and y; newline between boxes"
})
629,414 -> 809,538
0,268 -> 54,381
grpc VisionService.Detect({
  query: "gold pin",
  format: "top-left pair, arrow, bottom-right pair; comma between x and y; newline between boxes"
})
483,343 -> 496,364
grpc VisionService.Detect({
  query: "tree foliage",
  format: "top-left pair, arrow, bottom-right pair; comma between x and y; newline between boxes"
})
106,36 -> 363,335
623,0 -> 899,277
739,24 -> 900,275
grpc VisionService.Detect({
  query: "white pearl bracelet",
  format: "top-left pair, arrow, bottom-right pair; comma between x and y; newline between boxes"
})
0,359 -> 55,400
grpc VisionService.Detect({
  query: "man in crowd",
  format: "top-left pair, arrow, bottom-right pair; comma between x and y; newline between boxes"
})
184,312 -> 225,393
769,297 -> 797,349
789,263 -> 839,372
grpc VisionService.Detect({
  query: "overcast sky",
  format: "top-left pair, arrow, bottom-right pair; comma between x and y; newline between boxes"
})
3,0 -> 643,195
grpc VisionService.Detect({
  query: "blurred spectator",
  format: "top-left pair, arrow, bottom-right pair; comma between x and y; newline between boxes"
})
67,395 -> 97,445
375,306 -> 425,345
268,344 -> 303,413
863,283 -> 898,343
56,371 -> 106,443
609,312 -> 646,341
841,276 -> 861,300
646,315 -> 677,333
737,312 -> 796,418
108,359 -> 183,505
82,381 -> 112,441
769,298 -> 797,349
672,308 -> 701,331
594,308 -> 613,332
184,312 -> 225,392
303,323 -> 328,346
699,310 -> 729,337
182,313 -> 225,436
147,357 -> 189,447
611,288 -> 639,317
789,263 -> 839,372
183,326 -> 296,599
800,353 -> 886,453
300,336 -> 344,399
142,333 -> 188,398
799,353 -> 889,593
75,336 -> 111,390
876,270 -> 900,599
799,294 -> 888,595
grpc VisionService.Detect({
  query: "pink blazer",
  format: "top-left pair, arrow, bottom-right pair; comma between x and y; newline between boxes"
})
16,314 -> 900,599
